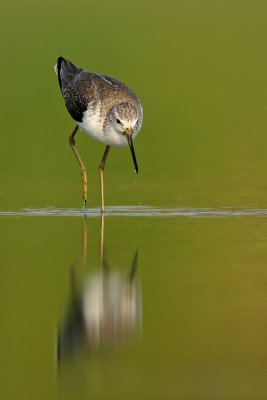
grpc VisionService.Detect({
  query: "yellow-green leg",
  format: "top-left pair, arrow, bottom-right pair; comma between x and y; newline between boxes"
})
99,145 -> 110,213
69,125 -> 88,206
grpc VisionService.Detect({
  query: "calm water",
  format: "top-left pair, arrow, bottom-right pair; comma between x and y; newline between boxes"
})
1,0 -> 267,398
1,209 -> 267,399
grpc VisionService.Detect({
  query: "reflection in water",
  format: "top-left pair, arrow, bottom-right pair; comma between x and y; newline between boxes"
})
58,215 -> 141,362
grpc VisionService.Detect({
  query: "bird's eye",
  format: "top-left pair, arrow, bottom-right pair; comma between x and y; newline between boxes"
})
116,119 -> 121,124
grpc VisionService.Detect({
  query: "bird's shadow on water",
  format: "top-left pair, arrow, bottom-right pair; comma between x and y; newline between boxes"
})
57,213 -> 142,366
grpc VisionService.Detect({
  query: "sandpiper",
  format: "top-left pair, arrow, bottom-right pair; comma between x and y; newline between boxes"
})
54,56 -> 143,211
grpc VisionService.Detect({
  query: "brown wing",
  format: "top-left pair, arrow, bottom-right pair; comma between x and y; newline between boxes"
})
56,57 -> 140,122
63,72 -> 100,122
56,57 -> 96,122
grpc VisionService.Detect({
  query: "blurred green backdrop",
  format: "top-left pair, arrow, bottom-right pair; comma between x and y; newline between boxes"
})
1,0 -> 267,210
1,1 -> 267,400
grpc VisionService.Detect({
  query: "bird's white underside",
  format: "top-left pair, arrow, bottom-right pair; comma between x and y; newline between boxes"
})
78,103 -> 138,148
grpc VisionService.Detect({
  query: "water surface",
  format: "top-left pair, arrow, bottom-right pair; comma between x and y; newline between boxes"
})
1,210 -> 267,399
1,0 -> 267,398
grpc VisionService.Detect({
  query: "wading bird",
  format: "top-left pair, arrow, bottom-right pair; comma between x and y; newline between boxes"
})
55,57 -> 143,211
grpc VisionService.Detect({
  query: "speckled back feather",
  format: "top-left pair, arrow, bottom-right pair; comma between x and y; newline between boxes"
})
56,57 -> 142,124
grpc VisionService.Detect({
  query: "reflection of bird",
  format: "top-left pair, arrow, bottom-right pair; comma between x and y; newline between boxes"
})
54,57 -> 143,211
57,252 -> 141,362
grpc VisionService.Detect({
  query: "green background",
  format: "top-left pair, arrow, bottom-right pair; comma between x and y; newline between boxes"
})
1,0 -> 267,209
1,0 -> 267,399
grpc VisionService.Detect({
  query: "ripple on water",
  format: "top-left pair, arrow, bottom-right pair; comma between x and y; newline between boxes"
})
1,206 -> 267,218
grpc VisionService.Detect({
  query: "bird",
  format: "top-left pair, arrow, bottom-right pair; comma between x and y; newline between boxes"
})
54,56 -> 143,212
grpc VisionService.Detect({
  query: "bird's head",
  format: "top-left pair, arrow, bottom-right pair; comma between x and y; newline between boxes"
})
109,102 -> 143,173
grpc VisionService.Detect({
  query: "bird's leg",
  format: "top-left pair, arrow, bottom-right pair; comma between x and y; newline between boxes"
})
69,125 -> 88,207
99,145 -> 111,213
100,211 -> 104,268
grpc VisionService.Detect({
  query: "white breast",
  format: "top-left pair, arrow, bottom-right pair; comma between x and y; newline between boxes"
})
78,103 -> 129,148
78,103 -> 103,141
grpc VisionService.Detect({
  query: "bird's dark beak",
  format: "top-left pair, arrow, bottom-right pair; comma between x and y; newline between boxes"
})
127,135 -> 138,174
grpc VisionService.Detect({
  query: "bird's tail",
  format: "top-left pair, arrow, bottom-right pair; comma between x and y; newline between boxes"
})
54,56 -> 82,91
